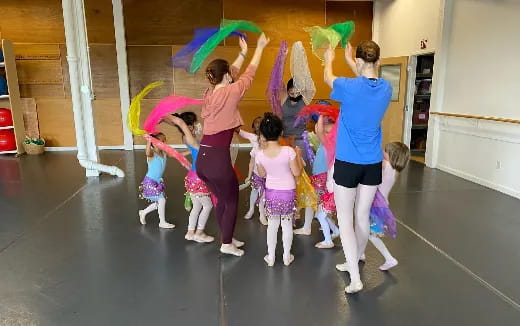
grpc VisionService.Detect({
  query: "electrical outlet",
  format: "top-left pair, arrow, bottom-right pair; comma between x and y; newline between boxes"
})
496,160 -> 501,169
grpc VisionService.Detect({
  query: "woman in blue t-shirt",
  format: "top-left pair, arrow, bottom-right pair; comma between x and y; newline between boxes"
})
323,41 -> 392,294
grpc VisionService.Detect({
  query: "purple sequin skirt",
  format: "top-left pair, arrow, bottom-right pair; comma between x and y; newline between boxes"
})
264,188 -> 297,219
251,172 -> 266,204
139,176 -> 165,201
370,190 -> 397,238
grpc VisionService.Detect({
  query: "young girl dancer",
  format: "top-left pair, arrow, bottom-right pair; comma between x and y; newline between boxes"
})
240,117 -> 267,224
324,41 -> 392,293
169,113 -> 215,243
138,133 -> 175,229
255,113 -> 304,267
337,142 -> 410,271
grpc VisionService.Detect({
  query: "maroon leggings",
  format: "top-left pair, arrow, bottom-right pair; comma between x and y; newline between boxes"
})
196,145 -> 238,244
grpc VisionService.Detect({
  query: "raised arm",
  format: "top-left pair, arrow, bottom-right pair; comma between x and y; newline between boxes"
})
168,115 -> 199,149
233,33 -> 270,96
324,46 -> 338,88
145,137 -> 154,158
344,43 -> 359,77
230,37 -> 248,73
315,115 -> 327,143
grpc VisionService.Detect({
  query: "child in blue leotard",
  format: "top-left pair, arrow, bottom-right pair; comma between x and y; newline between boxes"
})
169,112 -> 214,243
139,133 -> 175,229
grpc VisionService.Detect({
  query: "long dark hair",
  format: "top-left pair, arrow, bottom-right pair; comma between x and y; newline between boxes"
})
172,112 -> 197,135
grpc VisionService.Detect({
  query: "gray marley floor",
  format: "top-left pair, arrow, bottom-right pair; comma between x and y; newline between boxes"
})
0,151 -> 519,326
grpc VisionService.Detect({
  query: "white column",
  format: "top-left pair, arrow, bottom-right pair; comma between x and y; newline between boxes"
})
112,0 -> 133,150
62,0 -> 124,177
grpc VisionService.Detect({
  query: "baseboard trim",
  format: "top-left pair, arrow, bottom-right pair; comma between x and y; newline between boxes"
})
437,164 -> 520,199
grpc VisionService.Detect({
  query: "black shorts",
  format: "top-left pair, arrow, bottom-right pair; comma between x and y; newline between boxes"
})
333,160 -> 382,188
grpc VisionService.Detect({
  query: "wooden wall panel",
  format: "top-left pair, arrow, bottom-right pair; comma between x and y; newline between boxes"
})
85,0 -> 116,44
13,44 -> 61,60
36,98 -> 76,147
123,0 -> 222,45
90,45 -> 119,98
59,45 -> 72,98
326,1 -> 373,47
93,99 -> 124,146
223,0 -> 325,47
16,60 -> 63,85
127,46 -> 173,99
0,0 -> 65,43
19,84 -> 65,98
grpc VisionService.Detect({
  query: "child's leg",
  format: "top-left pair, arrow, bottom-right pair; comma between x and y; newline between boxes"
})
157,198 -> 175,229
139,202 -> 158,225
327,216 -> 340,238
194,196 -> 214,243
315,207 -> 334,248
265,216 -> 280,266
244,188 -> 259,219
281,217 -> 294,266
186,195 -> 203,239
369,234 -> 398,271
259,194 -> 267,226
294,206 -> 313,235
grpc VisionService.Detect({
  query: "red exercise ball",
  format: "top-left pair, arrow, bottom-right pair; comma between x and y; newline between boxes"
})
0,130 -> 16,151
0,108 -> 13,127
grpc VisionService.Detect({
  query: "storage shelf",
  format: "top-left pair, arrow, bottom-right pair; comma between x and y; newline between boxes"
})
415,94 -> 431,99
0,150 -> 18,154
411,149 -> 426,154
0,62 -> 5,68
0,95 -> 9,99
412,125 -> 428,130
0,125 -> 14,130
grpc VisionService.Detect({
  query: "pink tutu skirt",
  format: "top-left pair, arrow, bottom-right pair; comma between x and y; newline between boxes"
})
184,170 -> 210,196
320,192 -> 336,214
310,172 -> 327,195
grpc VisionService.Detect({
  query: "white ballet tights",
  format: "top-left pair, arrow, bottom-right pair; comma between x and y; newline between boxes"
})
316,206 -> 340,244
247,188 -> 259,215
141,198 -> 169,225
369,234 -> 395,262
303,207 -> 314,232
187,195 -> 213,231
334,182 -> 377,287
266,216 -> 293,260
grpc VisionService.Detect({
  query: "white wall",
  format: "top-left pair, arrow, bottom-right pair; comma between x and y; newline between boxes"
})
373,0 -> 443,57
429,0 -> 520,199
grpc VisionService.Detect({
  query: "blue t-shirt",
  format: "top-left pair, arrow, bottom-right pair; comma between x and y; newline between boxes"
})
187,144 -> 199,171
146,153 -> 167,182
330,76 -> 392,164
313,144 -> 328,175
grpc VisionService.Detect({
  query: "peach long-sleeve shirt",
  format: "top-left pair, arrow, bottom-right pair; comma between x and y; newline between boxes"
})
201,64 -> 257,135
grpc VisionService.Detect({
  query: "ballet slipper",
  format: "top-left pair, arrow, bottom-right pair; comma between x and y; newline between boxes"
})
185,232 -> 195,241
139,210 -> 146,225
293,227 -> 311,236
244,210 -> 254,219
232,238 -> 244,248
259,216 -> 268,226
379,258 -> 398,271
220,244 -> 244,257
315,241 -> 334,249
283,254 -> 295,266
159,222 -> 175,229
194,233 -> 215,243
264,255 -> 275,267
345,281 -> 363,294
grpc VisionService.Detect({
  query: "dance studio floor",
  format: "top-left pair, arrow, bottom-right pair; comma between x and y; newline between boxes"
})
1,150 -> 519,325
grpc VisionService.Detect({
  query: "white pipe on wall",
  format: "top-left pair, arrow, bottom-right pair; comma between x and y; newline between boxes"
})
62,0 -> 125,177
112,0 -> 134,150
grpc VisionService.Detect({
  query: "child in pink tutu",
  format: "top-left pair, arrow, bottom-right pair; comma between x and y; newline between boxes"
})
255,113 -> 304,266
139,133 -> 175,229
169,113 -> 214,243
336,142 -> 410,272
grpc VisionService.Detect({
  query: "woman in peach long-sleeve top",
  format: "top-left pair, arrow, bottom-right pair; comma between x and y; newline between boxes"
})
196,33 -> 270,257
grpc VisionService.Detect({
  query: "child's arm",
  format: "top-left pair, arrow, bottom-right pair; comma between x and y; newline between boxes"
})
169,116 -> 199,149
182,150 -> 192,157
290,147 -> 304,177
145,138 -> 154,158
315,115 -> 327,144
326,164 -> 334,193
246,156 -> 255,182
256,162 -> 267,178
